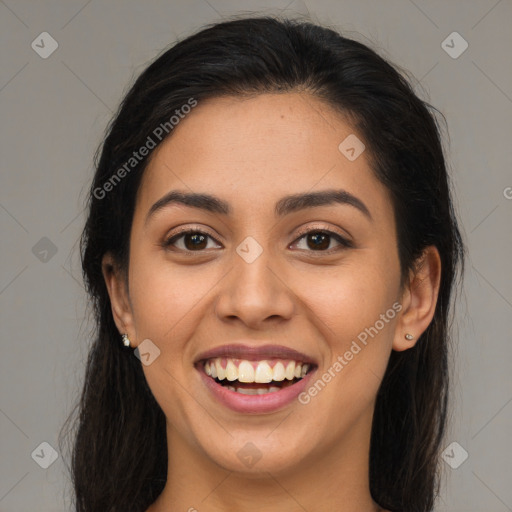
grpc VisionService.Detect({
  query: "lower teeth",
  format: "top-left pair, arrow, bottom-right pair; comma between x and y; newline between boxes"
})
228,386 -> 281,395
217,378 -> 301,395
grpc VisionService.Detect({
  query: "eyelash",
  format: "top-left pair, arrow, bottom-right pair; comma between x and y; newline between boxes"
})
162,225 -> 353,255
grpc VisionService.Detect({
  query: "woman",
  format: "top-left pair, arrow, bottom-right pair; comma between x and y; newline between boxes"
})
59,15 -> 465,512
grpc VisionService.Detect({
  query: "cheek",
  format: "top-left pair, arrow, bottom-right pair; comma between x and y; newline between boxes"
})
294,256 -> 399,409
127,249 -> 214,338
293,259 -> 397,343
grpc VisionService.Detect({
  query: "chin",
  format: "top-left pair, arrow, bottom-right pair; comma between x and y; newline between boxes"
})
199,433 -> 312,476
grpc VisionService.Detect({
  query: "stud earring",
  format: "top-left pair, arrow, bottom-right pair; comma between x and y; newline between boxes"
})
405,333 -> 414,340
122,333 -> 131,347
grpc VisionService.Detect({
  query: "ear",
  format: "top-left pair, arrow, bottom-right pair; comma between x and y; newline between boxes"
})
393,246 -> 442,351
101,252 -> 136,343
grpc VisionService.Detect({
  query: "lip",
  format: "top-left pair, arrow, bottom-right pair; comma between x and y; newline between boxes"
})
194,343 -> 318,365
198,363 -> 317,414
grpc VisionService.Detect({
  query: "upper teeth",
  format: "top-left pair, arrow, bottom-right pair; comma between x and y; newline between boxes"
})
203,358 -> 310,383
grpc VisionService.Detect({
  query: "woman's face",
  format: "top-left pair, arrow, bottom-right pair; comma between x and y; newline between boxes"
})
112,92 -> 407,475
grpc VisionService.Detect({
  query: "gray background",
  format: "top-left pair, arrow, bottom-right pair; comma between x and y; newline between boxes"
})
1,0 -> 511,510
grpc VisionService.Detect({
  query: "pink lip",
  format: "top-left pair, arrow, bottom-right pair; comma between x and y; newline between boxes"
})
195,343 -> 317,365
197,364 -> 317,414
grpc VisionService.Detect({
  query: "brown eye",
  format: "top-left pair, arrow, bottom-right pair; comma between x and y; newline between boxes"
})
163,230 -> 221,252
305,232 -> 330,250
292,230 -> 352,252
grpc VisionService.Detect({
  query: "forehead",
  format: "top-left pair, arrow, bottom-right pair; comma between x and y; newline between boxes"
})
134,92 -> 392,224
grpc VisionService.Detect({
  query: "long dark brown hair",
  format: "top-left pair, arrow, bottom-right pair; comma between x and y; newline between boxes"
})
59,15 -> 465,512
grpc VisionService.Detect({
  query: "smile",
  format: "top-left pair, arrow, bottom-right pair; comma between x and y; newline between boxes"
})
197,355 -> 317,413
203,357 -> 311,393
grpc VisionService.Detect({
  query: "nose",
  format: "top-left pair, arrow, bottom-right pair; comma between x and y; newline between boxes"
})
214,246 -> 296,329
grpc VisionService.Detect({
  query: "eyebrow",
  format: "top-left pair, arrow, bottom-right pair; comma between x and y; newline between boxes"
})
145,188 -> 372,225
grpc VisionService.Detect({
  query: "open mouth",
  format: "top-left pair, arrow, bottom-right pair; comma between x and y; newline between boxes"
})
200,357 -> 315,395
